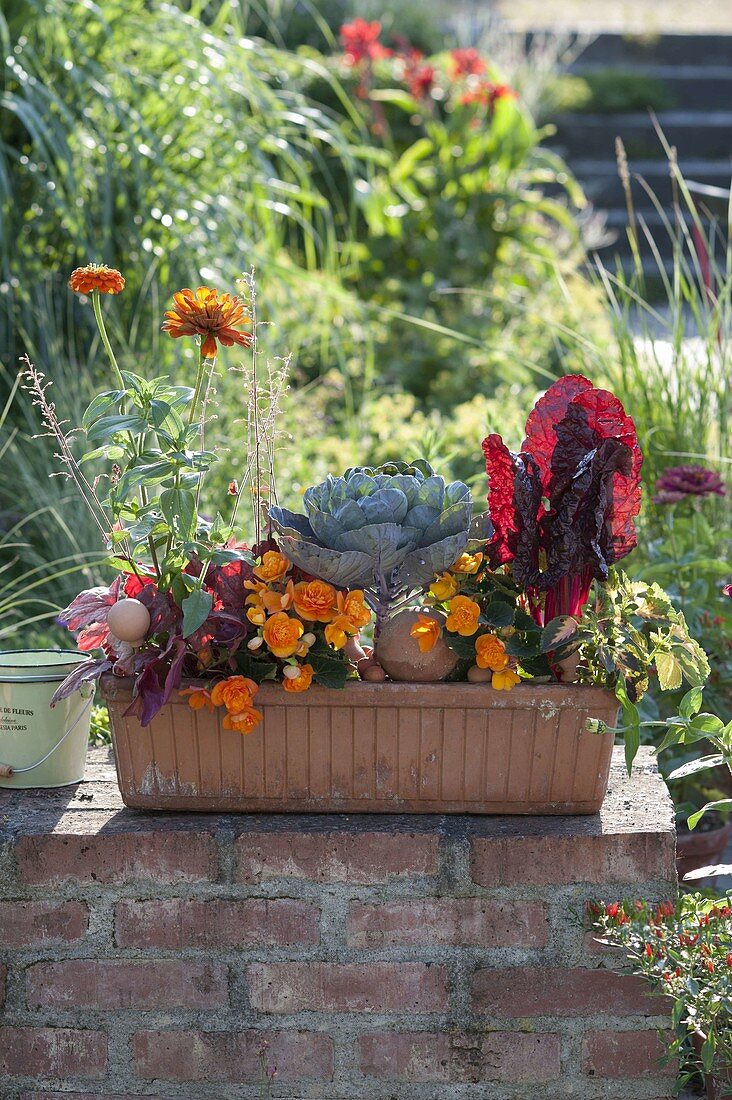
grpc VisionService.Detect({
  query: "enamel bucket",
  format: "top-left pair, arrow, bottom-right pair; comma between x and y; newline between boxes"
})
0,650 -> 94,788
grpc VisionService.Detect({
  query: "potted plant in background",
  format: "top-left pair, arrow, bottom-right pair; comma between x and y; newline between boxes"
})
591,896 -> 732,1099
27,264 -> 710,813
664,751 -> 732,882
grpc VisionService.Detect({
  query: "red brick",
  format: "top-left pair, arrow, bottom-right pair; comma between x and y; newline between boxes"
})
22,1095 -> 139,1100
471,833 -> 676,887
347,898 -> 548,948
26,959 -> 228,1010
248,962 -> 448,1013
358,1031 -> 561,1083
132,1029 -> 334,1082
0,900 -> 88,947
115,897 -> 319,949
16,831 -> 217,885
473,967 -> 656,1017
0,1026 -> 107,1077
582,1030 -> 674,1078
236,830 -> 438,884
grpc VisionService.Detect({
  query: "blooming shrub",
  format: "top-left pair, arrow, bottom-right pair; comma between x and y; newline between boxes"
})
591,896 -> 732,1092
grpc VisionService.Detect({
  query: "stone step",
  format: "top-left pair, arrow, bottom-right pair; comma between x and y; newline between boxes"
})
565,32 -> 732,67
566,158 -> 732,209
552,111 -> 732,161
570,64 -> 732,113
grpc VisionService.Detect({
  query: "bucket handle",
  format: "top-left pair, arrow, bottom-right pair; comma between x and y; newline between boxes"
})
0,688 -> 94,778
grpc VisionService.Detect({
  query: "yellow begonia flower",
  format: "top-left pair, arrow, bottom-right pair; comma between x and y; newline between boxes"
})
492,667 -> 521,691
283,663 -> 314,693
450,552 -> 483,574
445,595 -> 481,637
410,615 -> 441,653
429,572 -> 460,601
474,632 -> 509,672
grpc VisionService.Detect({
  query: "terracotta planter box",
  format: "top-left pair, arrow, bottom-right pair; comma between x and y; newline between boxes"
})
102,675 -> 618,814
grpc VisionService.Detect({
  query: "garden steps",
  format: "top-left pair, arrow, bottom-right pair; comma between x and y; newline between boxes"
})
545,32 -> 732,280
0,744 -> 677,1098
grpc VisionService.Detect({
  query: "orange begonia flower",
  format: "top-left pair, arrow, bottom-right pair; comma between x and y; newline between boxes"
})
336,590 -> 371,631
223,706 -> 263,734
474,632 -> 509,672
293,579 -> 338,623
253,550 -> 291,583
410,615 -> 441,653
445,595 -> 481,636
262,612 -> 304,658
69,264 -> 125,296
429,572 -> 459,601
162,286 -> 252,359
179,687 -> 214,711
492,667 -> 521,691
210,675 -> 259,715
450,552 -> 484,575
283,663 -> 314,693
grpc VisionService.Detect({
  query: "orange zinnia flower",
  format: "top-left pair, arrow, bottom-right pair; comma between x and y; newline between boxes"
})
162,286 -> 252,359
69,264 -> 125,296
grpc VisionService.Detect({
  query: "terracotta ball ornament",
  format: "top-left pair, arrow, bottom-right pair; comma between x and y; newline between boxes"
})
375,609 -> 458,682
106,598 -> 151,647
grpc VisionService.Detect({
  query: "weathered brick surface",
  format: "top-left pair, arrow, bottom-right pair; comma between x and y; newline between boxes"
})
0,746 -> 676,1100
248,961 -> 449,1013
347,898 -> 548,948
16,831 -> 217,885
236,829 -> 439,883
0,964 -> 6,1009
26,959 -> 228,1010
115,897 -> 320,948
473,966 -> 655,1017
0,900 -> 88,947
358,1031 -> 562,1083
582,1029 -> 674,1078
0,1026 -> 107,1077
471,832 -> 676,887
132,1028 -> 335,1082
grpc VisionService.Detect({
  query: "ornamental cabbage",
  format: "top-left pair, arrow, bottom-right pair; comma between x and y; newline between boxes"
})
269,460 -> 491,628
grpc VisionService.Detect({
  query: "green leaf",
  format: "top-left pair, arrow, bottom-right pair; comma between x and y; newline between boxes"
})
309,649 -> 350,690
655,651 -> 683,691
159,488 -> 197,542
181,589 -> 213,638
667,755 -> 725,781
540,615 -> 578,653
483,599 -> 515,628
689,713 -> 725,735
687,798 -> 732,830
513,608 -> 537,631
82,390 -> 126,430
85,412 -> 149,442
679,687 -> 703,718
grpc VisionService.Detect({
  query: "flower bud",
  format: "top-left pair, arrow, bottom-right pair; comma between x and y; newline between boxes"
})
247,635 -> 264,651
586,718 -> 608,735
283,664 -> 301,680
301,632 -> 316,647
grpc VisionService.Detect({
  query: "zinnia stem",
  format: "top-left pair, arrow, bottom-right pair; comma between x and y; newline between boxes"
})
188,344 -> 209,426
91,291 -> 125,391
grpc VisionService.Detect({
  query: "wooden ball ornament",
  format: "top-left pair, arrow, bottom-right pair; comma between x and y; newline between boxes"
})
106,598 -> 151,646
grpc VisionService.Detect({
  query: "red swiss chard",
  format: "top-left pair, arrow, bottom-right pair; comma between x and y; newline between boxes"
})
482,375 -> 642,625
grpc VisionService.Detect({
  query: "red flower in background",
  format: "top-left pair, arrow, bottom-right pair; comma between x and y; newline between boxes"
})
450,47 -> 486,77
407,63 -> 436,100
340,19 -> 388,66
653,464 -> 726,504
460,80 -> 516,108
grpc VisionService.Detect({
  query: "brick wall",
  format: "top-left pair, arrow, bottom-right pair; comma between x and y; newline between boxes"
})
0,746 -> 677,1099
